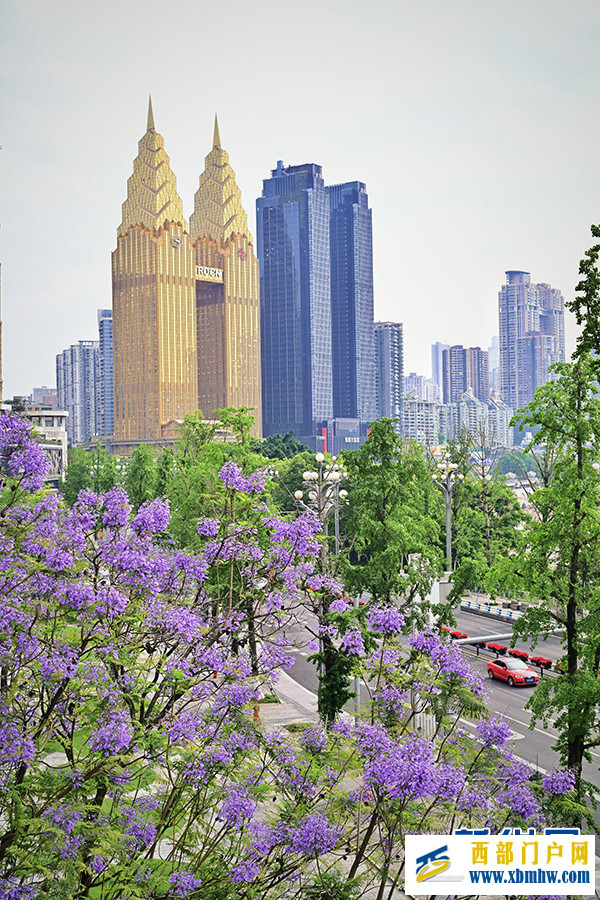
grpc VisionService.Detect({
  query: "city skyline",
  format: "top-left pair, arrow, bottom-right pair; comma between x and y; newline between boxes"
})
2,0 -> 599,399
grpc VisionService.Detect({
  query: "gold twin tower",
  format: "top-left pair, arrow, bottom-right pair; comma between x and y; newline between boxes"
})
112,98 -> 262,449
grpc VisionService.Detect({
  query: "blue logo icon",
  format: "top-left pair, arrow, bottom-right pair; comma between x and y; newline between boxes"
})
416,845 -> 451,882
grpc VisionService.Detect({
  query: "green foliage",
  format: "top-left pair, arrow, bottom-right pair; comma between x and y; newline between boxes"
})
267,451 -> 319,513
90,442 -> 121,494
450,478 -> 524,596
305,871 -> 363,900
61,446 -> 92,505
488,356 -> 600,803
341,419 -> 443,614
154,447 -> 175,497
567,222 -> 600,359
252,431 -> 310,460
62,445 -> 124,507
125,443 -> 156,511
494,447 -> 539,478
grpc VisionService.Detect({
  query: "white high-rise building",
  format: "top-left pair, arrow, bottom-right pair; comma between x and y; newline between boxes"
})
56,341 -> 100,447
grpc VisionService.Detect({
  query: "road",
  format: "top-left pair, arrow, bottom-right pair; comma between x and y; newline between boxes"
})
284,604 -> 600,791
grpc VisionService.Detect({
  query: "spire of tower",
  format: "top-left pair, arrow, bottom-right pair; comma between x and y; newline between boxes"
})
147,95 -> 155,132
213,114 -> 221,148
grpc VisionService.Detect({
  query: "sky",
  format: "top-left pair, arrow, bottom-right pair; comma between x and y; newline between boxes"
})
1,0 -> 599,399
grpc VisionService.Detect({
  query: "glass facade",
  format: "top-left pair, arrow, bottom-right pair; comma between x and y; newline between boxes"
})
374,321 -> 404,435
97,309 -> 114,436
327,182 -> 375,425
112,100 -> 197,446
257,163 -> 332,445
190,120 -> 262,437
56,340 -> 100,447
498,270 -> 565,409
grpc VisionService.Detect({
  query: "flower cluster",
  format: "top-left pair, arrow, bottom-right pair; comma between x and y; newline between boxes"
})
541,769 -> 575,795
219,461 -> 268,494
366,604 -> 405,636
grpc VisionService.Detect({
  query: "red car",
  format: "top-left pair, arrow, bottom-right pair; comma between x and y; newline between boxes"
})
487,657 -> 539,687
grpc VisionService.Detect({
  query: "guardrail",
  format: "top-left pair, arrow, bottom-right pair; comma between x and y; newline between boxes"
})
461,598 -> 524,620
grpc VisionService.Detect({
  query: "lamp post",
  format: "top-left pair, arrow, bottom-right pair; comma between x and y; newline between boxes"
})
294,454 -> 349,722
432,457 -> 463,571
294,453 -> 348,565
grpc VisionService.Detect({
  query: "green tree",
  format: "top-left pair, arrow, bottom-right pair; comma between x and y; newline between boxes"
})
488,356 -> 600,803
447,425 -> 524,597
89,441 -> 121,494
154,447 -> 175,497
125,443 -> 157,511
341,419 -> 443,619
252,431 -> 310,459
567,222 -> 600,358
61,447 -> 92,505
166,409 -> 267,548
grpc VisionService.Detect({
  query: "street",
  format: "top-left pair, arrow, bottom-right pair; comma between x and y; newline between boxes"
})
284,603 -> 600,802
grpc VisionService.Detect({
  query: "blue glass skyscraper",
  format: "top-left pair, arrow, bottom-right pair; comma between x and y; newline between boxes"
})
327,181 -> 375,424
97,309 -> 114,436
257,162 -> 332,448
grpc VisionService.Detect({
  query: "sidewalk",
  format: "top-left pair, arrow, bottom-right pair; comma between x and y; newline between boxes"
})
256,669 -> 319,730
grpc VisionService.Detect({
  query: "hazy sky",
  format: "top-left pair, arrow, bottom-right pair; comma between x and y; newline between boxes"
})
1,0 -> 598,399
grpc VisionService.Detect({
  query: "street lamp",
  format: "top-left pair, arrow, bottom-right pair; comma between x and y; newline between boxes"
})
295,455 -> 348,561
432,457 -> 464,571
295,455 -> 351,721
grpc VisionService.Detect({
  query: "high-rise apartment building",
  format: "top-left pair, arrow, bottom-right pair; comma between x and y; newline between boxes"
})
257,162 -> 332,448
56,340 -> 100,446
498,270 -> 565,410
112,100 -> 197,449
374,321 -> 403,433
327,181 -> 375,424
442,345 -> 488,404
190,118 -> 262,437
97,309 -> 114,437
431,342 -> 449,393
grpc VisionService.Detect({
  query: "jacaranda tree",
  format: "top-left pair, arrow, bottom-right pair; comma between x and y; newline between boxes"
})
0,412 -> 578,899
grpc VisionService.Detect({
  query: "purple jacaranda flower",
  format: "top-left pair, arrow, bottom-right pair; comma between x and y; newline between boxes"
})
542,769 -> 575,795
367,604 -> 404,636
328,595 -> 348,614
88,708 -> 133,756
197,517 -> 220,537
102,486 -> 131,528
496,757 -> 541,821
118,797 -> 160,852
218,783 -> 256,828
287,813 -> 342,857
340,628 -> 365,656
373,683 -> 410,716
476,716 -> 512,748
299,725 -> 327,754
0,717 -> 35,768
0,879 -> 37,899
132,498 -> 170,534
168,871 -> 202,897
219,461 -> 268,494
89,856 -> 107,874
230,858 -> 261,883
364,732 -> 462,802
409,629 -> 484,696
307,639 -> 319,652
0,412 -> 49,492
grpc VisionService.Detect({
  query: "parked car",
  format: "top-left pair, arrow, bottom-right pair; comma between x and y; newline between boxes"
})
487,657 -> 539,686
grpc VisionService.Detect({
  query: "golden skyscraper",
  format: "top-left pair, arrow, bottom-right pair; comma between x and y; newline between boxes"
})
112,99 -> 197,448
190,117 -> 262,438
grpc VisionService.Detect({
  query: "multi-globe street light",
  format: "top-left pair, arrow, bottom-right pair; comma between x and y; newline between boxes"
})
294,453 -> 348,562
432,457 -> 464,571
294,454 -> 353,719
